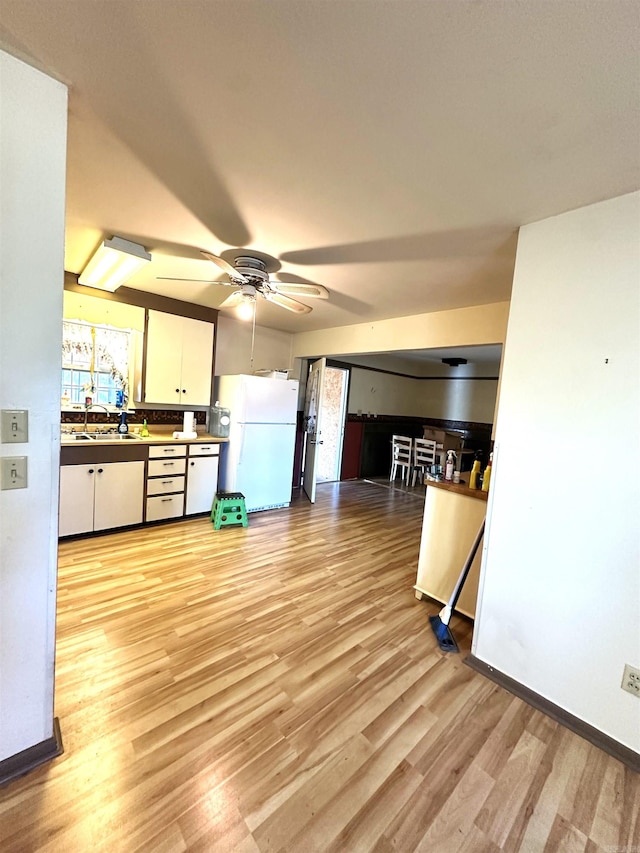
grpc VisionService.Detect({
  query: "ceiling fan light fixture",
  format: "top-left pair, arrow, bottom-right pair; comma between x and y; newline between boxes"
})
237,297 -> 255,321
236,284 -> 257,320
174,250 -> 326,315
79,236 -> 151,291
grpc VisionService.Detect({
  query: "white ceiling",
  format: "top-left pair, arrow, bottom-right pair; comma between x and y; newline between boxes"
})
1,1 -> 638,335
330,346 -> 502,377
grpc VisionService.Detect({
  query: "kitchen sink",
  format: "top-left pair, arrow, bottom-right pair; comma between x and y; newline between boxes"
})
91,433 -> 143,440
61,432 -> 144,441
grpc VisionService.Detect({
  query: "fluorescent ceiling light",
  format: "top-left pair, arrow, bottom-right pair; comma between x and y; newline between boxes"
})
79,236 -> 151,292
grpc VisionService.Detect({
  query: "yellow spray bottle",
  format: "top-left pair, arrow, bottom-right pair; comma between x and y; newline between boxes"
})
469,455 -> 482,489
481,452 -> 493,492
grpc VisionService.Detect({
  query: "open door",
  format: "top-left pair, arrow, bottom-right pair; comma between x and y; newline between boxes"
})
302,357 -> 326,503
316,365 -> 349,482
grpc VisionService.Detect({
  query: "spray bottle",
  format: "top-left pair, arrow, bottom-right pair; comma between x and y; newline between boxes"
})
469,454 -> 482,489
481,452 -> 493,492
117,411 -> 128,434
444,449 -> 456,482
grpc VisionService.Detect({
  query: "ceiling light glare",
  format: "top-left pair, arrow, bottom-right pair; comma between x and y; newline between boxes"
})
237,299 -> 255,321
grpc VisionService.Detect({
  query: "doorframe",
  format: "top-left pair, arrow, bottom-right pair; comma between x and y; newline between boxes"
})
328,359 -> 351,480
311,358 -> 352,481
297,358 -> 353,488
316,362 -> 350,483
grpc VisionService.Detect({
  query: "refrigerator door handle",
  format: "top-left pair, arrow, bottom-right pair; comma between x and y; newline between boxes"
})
238,423 -> 245,465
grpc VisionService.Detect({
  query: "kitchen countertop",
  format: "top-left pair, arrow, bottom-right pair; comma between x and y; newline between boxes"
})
60,430 -> 228,446
425,478 -> 489,502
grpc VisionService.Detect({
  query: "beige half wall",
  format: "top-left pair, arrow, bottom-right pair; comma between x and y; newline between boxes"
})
291,301 -> 510,360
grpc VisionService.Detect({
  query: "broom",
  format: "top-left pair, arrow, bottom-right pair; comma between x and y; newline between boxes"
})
429,517 -> 485,653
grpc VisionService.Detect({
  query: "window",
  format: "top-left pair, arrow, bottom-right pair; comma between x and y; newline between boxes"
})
62,321 -> 131,407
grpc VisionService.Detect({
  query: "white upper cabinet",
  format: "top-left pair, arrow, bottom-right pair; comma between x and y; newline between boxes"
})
144,310 -> 214,406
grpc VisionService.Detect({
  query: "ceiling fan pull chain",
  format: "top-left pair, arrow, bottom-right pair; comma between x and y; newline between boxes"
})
250,300 -> 256,370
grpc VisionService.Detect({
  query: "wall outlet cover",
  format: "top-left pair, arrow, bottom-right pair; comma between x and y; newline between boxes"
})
621,664 -> 640,697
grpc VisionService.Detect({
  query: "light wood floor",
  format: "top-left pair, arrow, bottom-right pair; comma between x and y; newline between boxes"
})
0,480 -> 638,852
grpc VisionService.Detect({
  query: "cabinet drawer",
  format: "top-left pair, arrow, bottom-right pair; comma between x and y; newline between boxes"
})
146,475 -> 185,496
146,493 -> 185,521
148,457 -> 186,477
188,443 -> 221,457
149,444 -> 187,459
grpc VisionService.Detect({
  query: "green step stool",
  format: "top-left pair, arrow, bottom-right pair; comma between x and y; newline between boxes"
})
211,491 -> 248,530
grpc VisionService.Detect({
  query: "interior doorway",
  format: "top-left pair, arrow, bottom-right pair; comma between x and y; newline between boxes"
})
316,365 -> 349,482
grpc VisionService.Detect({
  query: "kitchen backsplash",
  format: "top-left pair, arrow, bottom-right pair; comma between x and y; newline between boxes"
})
61,409 -> 207,427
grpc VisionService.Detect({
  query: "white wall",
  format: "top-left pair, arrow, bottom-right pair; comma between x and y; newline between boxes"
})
474,192 -> 640,753
0,54 -> 67,759
215,315 -> 294,377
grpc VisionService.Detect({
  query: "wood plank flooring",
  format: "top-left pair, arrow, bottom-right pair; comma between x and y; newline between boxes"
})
0,480 -> 638,852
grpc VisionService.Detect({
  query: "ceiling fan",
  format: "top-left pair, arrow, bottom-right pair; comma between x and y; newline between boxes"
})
159,251 -> 329,314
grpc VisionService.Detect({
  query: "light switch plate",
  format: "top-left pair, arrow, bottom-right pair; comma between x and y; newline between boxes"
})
1,409 -> 29,443
1,456 -> 28,490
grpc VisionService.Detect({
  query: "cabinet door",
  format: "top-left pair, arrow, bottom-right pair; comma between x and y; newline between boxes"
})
144,310 -> 184,404
186,455 -> 219,514
144,311 -> 214,405
94,461 -> 145,531
59,465 -> 95,536
179,315 -> 214,406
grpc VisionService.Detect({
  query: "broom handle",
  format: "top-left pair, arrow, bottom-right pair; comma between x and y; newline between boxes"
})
447,517 -> 485,612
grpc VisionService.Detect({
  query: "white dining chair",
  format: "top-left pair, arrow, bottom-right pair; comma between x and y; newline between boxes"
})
409,437 -> 438,486
390,435 -> 413,484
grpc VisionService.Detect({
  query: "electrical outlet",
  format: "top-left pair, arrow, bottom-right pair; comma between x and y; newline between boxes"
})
621,664 -> 640,697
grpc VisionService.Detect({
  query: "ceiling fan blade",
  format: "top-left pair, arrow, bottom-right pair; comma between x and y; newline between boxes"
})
201,251 -> 248,284
263,291 -> 312,314
218,290 -> 245,309
156,276 -> 231,283
273,282 -> 329,299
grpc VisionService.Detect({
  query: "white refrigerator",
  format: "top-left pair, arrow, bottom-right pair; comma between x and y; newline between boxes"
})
215,374 -> 299,512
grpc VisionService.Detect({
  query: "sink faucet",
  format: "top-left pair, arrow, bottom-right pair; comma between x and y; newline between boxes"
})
83,403 -> 110,433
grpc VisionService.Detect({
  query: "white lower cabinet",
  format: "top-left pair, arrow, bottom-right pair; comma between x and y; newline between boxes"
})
146,492 -> 185,522
60,440 -> 223,535
59,461 -> 145,536
146,474 -> 185,496
186,443 -> 220,514
145,444 -> 187,521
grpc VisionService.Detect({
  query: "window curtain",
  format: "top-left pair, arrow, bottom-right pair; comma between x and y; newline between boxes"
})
62,321 -> 131,405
